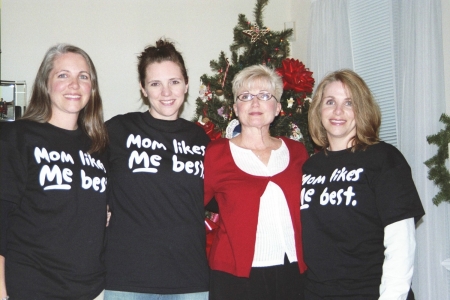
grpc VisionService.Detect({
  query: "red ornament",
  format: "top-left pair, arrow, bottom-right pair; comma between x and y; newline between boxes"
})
205,213 -> 219,257
196,119 -> 222,140
276,58 -> 315,94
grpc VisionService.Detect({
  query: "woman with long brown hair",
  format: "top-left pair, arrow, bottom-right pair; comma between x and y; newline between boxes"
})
0,43 -> 108,299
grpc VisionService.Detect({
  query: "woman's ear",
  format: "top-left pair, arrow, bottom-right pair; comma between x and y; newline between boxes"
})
140,83 -> 147,98
275,102 -> 282,116
233,103 -> 238,117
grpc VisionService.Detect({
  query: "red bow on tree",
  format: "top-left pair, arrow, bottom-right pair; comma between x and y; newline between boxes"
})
276,58 -> 315,94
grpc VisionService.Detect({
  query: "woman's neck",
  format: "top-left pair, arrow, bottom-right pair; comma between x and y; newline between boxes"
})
328,137 -> 353,151
235,130 -> 272,148
48,113 -> 79,130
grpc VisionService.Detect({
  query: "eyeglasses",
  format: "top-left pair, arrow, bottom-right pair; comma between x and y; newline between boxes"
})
236,92 -> 277,102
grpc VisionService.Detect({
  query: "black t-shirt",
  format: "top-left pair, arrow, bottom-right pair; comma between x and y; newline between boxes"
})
301,142 -> 424,299
105,112 -> 210,294
0,120 -> 108,299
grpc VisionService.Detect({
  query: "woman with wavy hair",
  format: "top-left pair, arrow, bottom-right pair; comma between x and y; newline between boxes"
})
301,69 -> 424,299
0,44 -> 108,299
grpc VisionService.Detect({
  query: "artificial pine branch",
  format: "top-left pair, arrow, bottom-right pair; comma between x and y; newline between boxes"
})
424,113 -> 450,205
254,0 -> 268,27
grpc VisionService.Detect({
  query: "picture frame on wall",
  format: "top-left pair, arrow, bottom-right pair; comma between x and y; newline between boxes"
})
0,80 -> 26,122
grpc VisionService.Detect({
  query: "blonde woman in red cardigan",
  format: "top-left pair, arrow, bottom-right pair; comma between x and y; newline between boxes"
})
204,64 -> 308,300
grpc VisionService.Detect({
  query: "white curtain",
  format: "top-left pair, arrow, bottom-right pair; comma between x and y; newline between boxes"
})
306,0 -> 450,299
307,0 -> 353,84
396,1 -> 450,299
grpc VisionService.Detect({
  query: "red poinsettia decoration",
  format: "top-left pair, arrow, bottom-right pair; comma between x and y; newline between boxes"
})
276,58 -> 315,94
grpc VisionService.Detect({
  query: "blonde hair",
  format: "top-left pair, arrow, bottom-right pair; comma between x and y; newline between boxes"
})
232,65 -> 283,102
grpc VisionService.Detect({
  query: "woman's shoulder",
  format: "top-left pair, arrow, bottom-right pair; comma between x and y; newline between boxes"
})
106,112 -> 143,125
279,137 -> 308,156
178,118 -> 209,134
1,119 -> 43,139
206,137 -> 229,153
358,141 -> 409,170
366,141 -> 404,159
208,137 -> 229,147
369,140 -> 397,151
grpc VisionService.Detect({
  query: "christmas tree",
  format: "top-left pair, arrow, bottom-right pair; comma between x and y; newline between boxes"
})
193,0 -> 316,154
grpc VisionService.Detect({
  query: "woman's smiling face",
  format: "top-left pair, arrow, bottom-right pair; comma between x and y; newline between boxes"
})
140,60 -> 188,120
320,80 -> 356,150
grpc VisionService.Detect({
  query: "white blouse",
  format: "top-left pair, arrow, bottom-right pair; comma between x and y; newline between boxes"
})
229,140 -> 298,267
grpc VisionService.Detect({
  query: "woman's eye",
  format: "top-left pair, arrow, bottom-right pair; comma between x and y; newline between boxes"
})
150,82 -> 159,87
57,73 -> 68,78
171,80 -> 180,85
345,100 -> 352,106
325,99 -> 334,105
80,74 -> 90,80
259,94 -> 270,100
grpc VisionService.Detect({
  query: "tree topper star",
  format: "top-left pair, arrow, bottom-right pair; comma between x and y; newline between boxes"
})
243,24 -> 270,45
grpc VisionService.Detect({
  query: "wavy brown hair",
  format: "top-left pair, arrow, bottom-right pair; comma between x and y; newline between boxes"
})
21,44 -> 108,153
137,38 -> 188,106
308,69 -> 381,152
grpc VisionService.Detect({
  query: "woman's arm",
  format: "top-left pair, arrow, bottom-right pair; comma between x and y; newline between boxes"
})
379,218 -> 415,300
0,255 -> 7,298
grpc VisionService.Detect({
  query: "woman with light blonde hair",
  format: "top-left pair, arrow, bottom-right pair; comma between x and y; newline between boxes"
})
205,64 -> 308,299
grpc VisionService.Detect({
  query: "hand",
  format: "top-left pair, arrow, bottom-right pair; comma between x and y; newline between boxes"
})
106,205 -> 112,227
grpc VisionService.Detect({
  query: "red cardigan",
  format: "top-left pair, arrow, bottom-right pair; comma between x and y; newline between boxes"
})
204,137 -> 308,277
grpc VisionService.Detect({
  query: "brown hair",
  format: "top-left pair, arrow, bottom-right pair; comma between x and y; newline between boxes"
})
137,38 -> 188,106
21,43 -> 108,153
308,69 -> 381,151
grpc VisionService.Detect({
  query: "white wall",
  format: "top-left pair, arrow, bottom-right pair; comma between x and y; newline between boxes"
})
1,0 -> 310,121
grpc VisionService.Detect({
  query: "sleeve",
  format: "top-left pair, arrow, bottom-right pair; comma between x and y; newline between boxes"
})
0,124 -> 27,256
203,142 -> 216,207
379,218 -> 415,300
374,146 -> 425,226
0,201 -> 16,256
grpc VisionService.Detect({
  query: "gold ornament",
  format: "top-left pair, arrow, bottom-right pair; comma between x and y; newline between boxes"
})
243,24 -> 269,45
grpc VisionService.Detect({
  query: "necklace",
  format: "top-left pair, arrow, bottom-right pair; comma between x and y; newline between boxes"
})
252,149 -> 266,159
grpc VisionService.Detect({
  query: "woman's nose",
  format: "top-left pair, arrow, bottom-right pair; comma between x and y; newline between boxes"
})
250,96 -> 260,106
333,104 -> 343,114
69,78 -> 80,89
161,85 -> 171,96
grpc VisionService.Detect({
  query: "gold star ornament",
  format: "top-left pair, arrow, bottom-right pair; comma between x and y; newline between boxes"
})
243,24 -> 270,45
